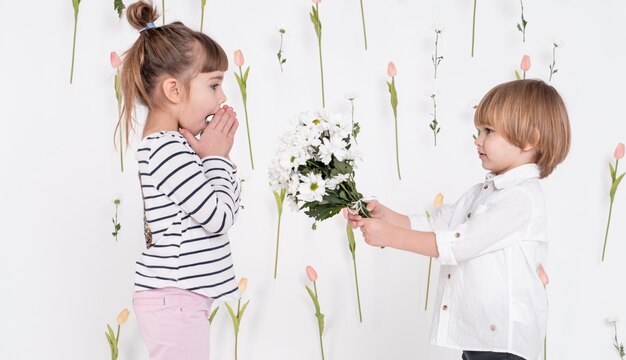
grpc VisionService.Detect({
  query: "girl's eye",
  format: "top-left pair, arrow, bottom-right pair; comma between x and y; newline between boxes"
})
210,84 -> 221,90
485,128 -> 493,134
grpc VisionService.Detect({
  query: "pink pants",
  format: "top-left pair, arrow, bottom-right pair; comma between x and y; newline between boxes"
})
133,287 -> 214,360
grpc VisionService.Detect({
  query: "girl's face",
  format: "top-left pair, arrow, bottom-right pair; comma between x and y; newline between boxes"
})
474,125 -> 535,175
179,70 -> 226,135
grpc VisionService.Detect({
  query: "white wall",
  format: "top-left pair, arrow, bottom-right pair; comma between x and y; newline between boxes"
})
2,0 -> 626,359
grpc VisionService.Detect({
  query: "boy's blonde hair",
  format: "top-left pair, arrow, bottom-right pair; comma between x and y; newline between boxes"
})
474,79 -> 571,178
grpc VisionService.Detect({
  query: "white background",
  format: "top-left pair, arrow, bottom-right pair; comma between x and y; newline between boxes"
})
1,0 -> 625,359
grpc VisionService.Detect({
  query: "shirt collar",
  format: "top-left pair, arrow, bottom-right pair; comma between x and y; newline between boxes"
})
484,163 -> 540,189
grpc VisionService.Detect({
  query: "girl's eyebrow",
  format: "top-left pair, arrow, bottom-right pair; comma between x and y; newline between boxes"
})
209,75 -> 224,81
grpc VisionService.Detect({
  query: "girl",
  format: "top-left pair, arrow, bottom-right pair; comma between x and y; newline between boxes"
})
118,1 -> 241,359
347,79 -> 570,360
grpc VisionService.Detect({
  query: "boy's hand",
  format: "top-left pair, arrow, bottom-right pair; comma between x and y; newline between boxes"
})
358,218 -> 393,248
343,200 -> 387,228
180,105 -> 239,159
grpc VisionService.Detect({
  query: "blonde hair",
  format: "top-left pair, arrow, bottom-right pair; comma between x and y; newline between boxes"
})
474,79 -> 571,178
116,0 -> 228,146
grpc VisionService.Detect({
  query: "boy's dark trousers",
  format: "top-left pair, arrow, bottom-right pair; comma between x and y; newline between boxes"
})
462,351 -> 526,360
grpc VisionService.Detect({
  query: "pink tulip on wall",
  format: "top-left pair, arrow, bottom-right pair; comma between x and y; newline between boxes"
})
386,61 -> 401,180
305,266 -> 326,360
515,54 -> 531,80
233,49 -> 255,170
602,142 -> 626,261
111,51 -> 124,172
520,54 -> 531,78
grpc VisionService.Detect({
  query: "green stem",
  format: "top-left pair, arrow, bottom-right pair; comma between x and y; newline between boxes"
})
523,70 -> 526,79
471,0 -> 477,57
351,249 -> 363,322
119,111 -> 124,173
318,41 -> 325,108
602,198 -> 614,261
114,325 -> 120,360
240,67 -> 254,170
394,112 -> 401,180
273,213 -> 282,279
313,282 -> 325,360
200,3 -> 205,32
544,334 -> 547,360
162,0 -> 165,25
359,0 -> 368,50
235,298 -> 240,360
424,257 -> 433,311
317,5 -> 325,108
114,205 -> 119,241
70,15 -> 78,84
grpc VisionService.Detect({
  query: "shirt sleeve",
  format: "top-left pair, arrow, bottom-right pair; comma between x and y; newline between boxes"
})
435,187 -> 535,266
146,138 -> 239,235
408,203 -> 457,232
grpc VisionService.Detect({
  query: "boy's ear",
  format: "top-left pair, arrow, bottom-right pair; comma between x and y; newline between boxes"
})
523,128 -> 541,151
161,77 -> 182,104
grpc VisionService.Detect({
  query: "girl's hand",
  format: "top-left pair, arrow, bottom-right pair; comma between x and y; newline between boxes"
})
180,106 -> 239,158
358,218 -> 393,248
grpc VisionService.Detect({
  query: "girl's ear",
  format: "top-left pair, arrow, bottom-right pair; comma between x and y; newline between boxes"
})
162,77 -> 182,104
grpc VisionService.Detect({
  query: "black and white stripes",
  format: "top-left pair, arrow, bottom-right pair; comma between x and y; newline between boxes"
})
134,131 -> 241,300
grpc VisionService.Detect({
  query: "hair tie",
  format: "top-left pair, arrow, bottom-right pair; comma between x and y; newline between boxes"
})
139,22 -> 157,33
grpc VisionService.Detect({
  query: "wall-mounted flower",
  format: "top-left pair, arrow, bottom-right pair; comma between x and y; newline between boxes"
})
305,266 -> 326,360
225,278 -> 251,360
516,0 -> 527,42
424,193 -> 443,310
602,143 -> 625,261
309,0 -> 326,107
105,308 -> 130,360
233,49 -> 255,170
386,61 -> 401,180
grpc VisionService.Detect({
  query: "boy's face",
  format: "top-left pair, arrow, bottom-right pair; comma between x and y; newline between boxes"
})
474,125 -> 535,175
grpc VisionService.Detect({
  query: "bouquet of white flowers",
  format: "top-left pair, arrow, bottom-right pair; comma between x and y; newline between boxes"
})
269,109 -> 370,222
269,109 -> 368,321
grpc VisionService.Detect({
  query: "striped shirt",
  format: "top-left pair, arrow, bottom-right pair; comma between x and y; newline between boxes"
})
134,131 -> 241,301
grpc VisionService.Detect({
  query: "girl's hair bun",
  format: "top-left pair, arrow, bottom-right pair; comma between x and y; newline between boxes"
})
126,1 -> 159,31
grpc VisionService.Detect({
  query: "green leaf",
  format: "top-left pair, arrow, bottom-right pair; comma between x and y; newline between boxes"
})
208,306 -> 219,323
305,285 -> 321,314
610,162 -> 616,182
515,70 -> 521,80
224,302 -> 240,335
239,299 -> 251,321
317,312 -> 325,335
243,66 -> 250,83
72,0 -> 80,15
201,0 -> 207,6
346,223 -> 356,255
273,189 -> 286,214
114,0 -> 125,17
517,24 -> 522,32
610,172 -> 625,199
